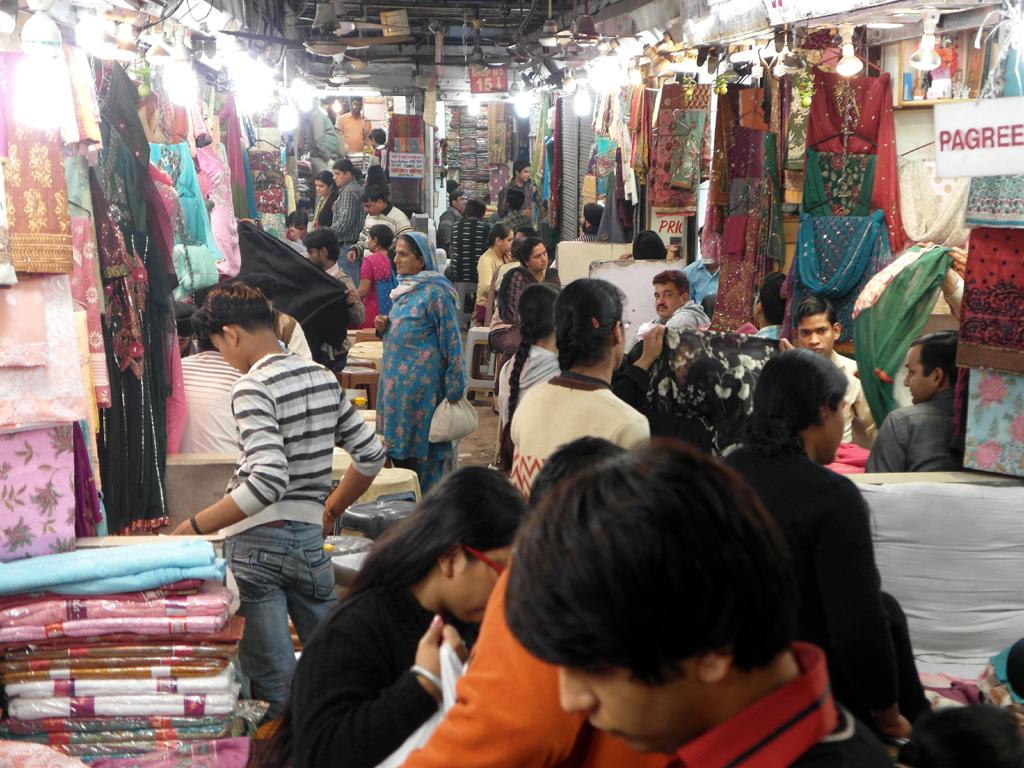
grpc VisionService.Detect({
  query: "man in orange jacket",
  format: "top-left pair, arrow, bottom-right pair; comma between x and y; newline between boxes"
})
404,438 -> 666,768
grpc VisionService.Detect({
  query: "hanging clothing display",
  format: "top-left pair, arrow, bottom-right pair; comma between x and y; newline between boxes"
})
644,329 -> 778,455
790,209 -> 892,343
0,276 -> 87,431
958,227 -> 1024,374
96,63 -> 173,535
853,244 -> 952,426
963,369 -> 1024,479
63,47 -> 102,152
195,145 -> 240,277
649,83 -> 710,211
711,130 -> 784,333
899,159 -> 970,247
0,163 -> 13,287
65,156 -> 112,409
628,85 -> 652,184
805,68 -> 905,253
802,150 -> 876,217
965,175 -> 1024,229
150,143 -> 223,299
0,63 -> 74,274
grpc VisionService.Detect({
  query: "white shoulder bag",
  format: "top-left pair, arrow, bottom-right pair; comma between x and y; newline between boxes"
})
429,397 -> 479,443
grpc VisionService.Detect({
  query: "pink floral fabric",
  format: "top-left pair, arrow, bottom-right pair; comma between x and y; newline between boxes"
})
964,369 -> 1024,478
0,277 -> 46,367
0,425 -> 76,563
0,741 -> 88,767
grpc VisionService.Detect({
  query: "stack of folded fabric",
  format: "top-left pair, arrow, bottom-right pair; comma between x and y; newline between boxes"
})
0,541 -> 255,764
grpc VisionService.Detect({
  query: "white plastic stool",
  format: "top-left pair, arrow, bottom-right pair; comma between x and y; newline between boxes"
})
465,326 -> 495,399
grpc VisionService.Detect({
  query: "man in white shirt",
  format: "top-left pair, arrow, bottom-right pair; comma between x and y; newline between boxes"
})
794,295 -> 876,447
179,338 -> 242,455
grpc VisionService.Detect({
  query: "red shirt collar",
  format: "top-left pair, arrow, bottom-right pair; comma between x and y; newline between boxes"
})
671,643 -> 838,768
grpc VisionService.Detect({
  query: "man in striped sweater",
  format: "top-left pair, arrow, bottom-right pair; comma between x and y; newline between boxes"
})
172,282 -> 386,719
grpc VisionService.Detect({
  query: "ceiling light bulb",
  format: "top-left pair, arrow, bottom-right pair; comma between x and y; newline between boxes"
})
163,59 -> 197,105
0,9 -> 14,35
116,22 -> 134,43
291,77 -> 316,111
836,43 -> 863,77
467,97 -> 481,116
562,70 -> 577,93
513,89 -> 532,118
909,33 -> 941,71
75,14 -> 107,52
332,98 -> 342,113
573,88 -> 591,116
21,11 -> 62,58
278,104 -> 299,132
629,67 -> 643,86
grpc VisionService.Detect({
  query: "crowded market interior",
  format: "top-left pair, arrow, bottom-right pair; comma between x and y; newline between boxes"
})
1,0 -> 1024,765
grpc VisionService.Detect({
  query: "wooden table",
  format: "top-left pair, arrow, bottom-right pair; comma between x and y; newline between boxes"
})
348,341 -> 384,369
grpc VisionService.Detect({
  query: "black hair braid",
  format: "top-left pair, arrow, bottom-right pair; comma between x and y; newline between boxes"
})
506,282 -> 560,424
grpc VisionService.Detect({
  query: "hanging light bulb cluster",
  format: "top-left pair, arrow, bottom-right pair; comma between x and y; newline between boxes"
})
835,24 -> 863,78
909,11 -> 942,71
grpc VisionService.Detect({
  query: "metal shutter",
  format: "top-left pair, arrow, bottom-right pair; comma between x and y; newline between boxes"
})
560,98 -> 579,242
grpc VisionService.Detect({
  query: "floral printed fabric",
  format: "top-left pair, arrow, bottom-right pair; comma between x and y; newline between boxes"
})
378,274 -> 465,491
802,150 -> 876,217
649,83 -> 710,210
965,175 -> 1024,229
0,425 -> 76,563
0,741 -> 88,767
645,329 -> 778,455
0,276 -> 87,431
964,369 -> 1024,479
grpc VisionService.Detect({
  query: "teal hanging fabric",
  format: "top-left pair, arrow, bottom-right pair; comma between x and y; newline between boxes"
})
802,149 -> 876,217
854,244 -> 951,425
789,209 -> 892,343
150,142 -> 223,300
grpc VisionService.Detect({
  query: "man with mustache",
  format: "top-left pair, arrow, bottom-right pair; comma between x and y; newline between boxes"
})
650,270 -> 709,331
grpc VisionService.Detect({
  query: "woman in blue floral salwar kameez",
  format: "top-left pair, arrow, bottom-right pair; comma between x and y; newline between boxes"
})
375,232 -> 466,492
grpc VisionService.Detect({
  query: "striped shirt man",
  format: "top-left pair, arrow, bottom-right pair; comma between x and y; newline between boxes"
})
180,351 -> 242,455
226,351 -> 386,531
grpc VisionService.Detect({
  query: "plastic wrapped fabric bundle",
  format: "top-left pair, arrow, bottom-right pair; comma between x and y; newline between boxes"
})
90,736 -> 250,768
0,713 -> 233,736
0,612 -> 229,645
0,584 -> 232,629
0,541 -> 219,597
236,220 -> 350,354
6,687 -> 240,720
6,667 -> 235,699
1,659 -> 230,683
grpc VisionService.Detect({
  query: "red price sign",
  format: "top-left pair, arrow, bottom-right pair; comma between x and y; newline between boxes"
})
469,67 -> 509,95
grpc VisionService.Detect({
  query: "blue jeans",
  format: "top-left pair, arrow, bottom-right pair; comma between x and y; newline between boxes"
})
224,522 -> 335,720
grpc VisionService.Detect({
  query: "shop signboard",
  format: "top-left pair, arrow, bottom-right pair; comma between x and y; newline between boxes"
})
650,207 -> 689,257
389,152 -> 425,178
469,67 -> 509,94
762,0 -> 885,25
933,96 -> 1024,178
681,0 -> 770,45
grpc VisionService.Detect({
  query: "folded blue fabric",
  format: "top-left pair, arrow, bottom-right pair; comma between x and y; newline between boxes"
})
48,561 -> 228,596
0,540 -> 217,596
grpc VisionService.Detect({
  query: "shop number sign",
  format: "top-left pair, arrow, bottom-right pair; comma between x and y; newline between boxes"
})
469,67 -> 509,95
933,96 -> 1024,178
389,152 -> 425,179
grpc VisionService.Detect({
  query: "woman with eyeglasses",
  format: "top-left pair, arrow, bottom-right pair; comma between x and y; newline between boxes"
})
508,278 -> 649,495
269,467 -> 527,768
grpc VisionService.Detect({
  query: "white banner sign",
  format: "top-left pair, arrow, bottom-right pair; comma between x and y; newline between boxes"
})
763,0 -> 884,25
933,97 -> 1024,178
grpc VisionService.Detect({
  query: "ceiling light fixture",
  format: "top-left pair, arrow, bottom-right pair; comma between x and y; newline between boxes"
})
836,24 -> 863,77
0,8 -> 15,35
909,10 -> 942,71
573,87 -> 591,116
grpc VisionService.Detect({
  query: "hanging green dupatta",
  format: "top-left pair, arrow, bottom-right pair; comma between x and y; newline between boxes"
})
854,244 -> 951,425
803,149 -> 876,217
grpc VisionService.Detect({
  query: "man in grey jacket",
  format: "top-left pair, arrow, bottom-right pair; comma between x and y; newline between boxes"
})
650,269 -> 709,331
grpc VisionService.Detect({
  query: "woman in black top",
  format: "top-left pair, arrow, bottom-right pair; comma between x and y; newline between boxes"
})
725,349 -> 928,739
268,467 -> 528,768
312,170 -> 339,230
